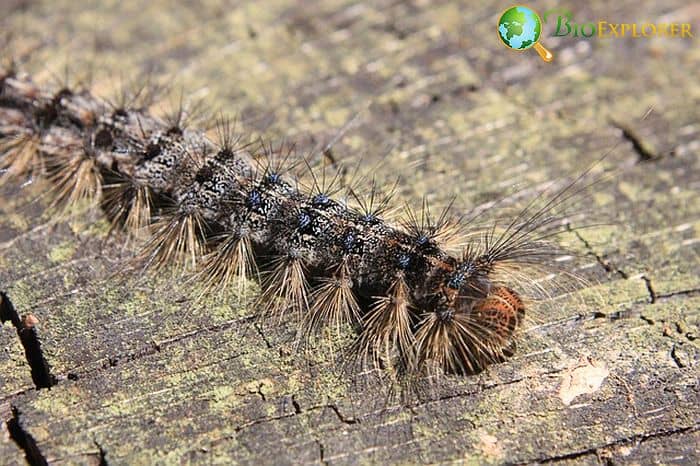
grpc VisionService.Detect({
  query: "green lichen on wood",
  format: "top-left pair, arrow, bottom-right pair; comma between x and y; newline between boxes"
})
1,0 -> 698,464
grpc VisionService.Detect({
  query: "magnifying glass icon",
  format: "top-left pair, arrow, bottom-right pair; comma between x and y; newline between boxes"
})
498,6 -> 553,62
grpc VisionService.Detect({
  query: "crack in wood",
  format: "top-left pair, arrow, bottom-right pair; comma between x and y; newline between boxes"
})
0,386 -> 36,405
519,424 -> 699,464
0,291 -> 56,389
670,344 -> 688,369
327,403 -> 358,425
253,322 -> 274,350
291,396 -> 302,415
569,228 -> 628,279
610,119 -> 659,163
641,275 -> 657,303
565,229 -> 696,308
6,405 -> 48,466
317,440 -> 328,466
656,287 -> 700,301
61,315 -> 255,381
92,437 -> 109,466
367,372 -> 533,417
224,401 -> 357,440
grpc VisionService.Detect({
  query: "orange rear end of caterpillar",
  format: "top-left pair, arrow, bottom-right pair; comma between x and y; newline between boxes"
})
472,286 -> 525,351
415,260 -> 528,376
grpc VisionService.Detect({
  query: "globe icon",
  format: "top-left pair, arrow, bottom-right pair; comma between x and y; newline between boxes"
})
498,6 -> 542,50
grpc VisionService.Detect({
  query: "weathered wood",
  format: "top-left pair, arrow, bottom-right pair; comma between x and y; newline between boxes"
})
1,0 -> 698,464
1,421 -> 26,466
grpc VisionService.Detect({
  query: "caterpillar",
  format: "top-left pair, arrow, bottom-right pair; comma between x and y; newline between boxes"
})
0,64 -> 594,381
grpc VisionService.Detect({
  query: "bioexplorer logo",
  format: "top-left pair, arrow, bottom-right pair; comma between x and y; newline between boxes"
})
544,8 -> 695,39
498,5 -> 694,62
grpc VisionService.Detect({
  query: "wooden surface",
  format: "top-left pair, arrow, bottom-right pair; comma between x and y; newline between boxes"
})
1,1 -> 699,464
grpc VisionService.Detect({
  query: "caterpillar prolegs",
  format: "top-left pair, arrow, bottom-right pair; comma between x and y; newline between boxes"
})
0,66 -> 585,379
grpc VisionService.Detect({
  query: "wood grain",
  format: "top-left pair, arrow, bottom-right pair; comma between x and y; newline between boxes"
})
1,0 -> 698,464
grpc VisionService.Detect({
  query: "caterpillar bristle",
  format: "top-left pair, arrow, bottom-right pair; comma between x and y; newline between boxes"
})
479,165 -> 609,270
253,140 -> 299,182
198,231 -> 259,297
401,197 -> 464,253
106,71 -> 165,114
44,141 -> 102,212
0,34 -> 14,72
212,113 -> 249,158
355,275 -> 415,372
159,89 -> 211,136
301,153 -> 345,201
47,60 -> 94,98
0,131 -> 42,184
414,287 -> 520,377
139,209 -> 208,272
101,174 -> 153,238
347,176 -> 400,224
415,310 -> 474,375
257,255 -> 310,321
304,261 -> 361,338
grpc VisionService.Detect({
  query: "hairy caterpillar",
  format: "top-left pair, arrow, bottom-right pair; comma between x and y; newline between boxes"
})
0,64 -> 594,381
